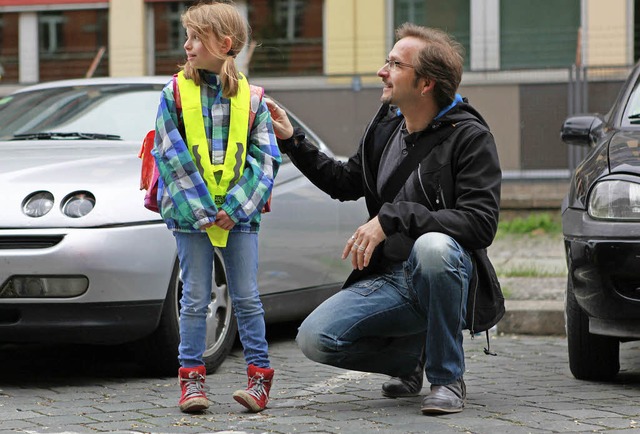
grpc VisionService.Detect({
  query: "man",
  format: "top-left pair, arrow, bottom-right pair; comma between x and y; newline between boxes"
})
266,23 -> 501,415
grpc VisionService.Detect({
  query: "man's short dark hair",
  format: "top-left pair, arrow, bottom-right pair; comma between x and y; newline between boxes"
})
396,23 -> 464,109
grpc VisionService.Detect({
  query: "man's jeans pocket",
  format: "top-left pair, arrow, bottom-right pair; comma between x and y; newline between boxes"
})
347,277 -> 386,296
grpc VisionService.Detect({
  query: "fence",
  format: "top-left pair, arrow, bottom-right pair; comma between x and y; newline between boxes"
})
567,64 -> 633,172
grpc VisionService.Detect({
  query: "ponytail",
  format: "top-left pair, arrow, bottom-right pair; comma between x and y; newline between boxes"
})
220,56 -> 239,99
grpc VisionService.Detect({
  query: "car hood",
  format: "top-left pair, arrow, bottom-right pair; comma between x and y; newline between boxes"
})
1,140 -> 160,228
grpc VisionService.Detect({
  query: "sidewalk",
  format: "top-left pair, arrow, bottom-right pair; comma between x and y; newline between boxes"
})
488,231 -> 566,336
492,178 -> 568,336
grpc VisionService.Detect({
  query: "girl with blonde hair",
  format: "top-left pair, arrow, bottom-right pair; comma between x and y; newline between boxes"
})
152,1 -> 281,414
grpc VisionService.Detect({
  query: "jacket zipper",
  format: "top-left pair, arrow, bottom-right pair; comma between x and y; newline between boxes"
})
436,184 -> 446,209
417,165 -> 435,210
469,268 -> 478,337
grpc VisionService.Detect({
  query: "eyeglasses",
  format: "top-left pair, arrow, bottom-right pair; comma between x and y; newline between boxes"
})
384,58 -> 414,71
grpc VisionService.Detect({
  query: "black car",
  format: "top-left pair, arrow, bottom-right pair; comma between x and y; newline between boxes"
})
561,62 -> 640,380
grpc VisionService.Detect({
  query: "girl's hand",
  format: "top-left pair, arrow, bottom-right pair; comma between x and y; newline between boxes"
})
265,97 -> 294,139
214,210 -> 235,230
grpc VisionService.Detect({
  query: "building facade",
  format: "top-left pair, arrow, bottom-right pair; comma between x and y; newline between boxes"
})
0,0 -> 634,83
0,0 -> 636,173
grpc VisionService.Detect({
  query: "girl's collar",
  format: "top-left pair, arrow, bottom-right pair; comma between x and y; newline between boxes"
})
199,70 -> 220,87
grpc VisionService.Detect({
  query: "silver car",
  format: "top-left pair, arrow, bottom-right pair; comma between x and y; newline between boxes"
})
0,77 -> 364,375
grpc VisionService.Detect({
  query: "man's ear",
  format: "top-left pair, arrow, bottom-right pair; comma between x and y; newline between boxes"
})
420,78 -> 435,96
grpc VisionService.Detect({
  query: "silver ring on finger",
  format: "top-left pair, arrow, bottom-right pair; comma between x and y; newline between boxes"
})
358,246 -> 365,251
353,243 -> 360,249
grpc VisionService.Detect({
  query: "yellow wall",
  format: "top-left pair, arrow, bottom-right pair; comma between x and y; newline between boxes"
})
586,0 -> 629,65
109,0 -> 146,76
325,0 -> 386,75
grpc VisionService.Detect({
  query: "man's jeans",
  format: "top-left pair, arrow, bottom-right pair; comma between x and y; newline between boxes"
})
296,232 -> 472,385
174,231 -> 269,368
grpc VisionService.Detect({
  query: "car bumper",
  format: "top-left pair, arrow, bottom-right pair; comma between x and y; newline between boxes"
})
563,207 -> 640,335
0,223 -> 176,343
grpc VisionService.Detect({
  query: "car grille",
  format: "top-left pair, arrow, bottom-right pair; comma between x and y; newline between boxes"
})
0,235 -> 64,249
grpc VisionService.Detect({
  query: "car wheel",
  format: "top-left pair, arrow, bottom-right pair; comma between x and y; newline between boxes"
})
139,250 -> 238,376
565,276 -> 620,380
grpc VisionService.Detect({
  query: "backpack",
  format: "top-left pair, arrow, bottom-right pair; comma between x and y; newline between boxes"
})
138,75 -> 267,213
467,248 -> 505,355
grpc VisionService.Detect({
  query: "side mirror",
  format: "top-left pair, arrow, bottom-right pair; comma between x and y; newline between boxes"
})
560,115 -> 603,147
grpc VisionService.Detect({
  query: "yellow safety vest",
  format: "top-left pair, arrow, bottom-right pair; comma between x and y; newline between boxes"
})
177,70 -> 250,247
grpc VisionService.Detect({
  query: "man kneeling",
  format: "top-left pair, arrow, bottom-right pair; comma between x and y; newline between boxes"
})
266,22 -> 501,415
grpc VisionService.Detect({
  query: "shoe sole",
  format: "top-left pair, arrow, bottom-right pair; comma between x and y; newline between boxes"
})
381,390 -> 421,398
179,397 -> 209,413
233,391 -> 265,413
421,405 -> 464,415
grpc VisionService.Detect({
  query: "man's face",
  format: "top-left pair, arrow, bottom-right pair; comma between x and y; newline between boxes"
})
377,37 -> 426,107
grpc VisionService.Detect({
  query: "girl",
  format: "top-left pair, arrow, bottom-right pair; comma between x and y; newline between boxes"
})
152,1 -> 280,414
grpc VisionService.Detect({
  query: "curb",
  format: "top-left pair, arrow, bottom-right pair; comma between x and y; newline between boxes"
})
498,300 -> 566,336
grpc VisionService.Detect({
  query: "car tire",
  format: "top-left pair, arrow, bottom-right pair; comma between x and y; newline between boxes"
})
565,277 -> 620,380
138,251 -> 238,376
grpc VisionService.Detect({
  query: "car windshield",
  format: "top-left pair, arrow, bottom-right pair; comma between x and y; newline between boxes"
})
0,83 -> 164,142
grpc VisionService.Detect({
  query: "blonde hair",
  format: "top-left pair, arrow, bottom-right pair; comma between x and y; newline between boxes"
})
181,1 -> 248,98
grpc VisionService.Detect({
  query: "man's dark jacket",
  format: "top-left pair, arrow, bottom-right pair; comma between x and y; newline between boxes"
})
278,100 -> 502,288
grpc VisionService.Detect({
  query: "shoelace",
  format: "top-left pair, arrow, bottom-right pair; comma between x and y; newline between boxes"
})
246,374 -> 270,399
181,373 -> 206,399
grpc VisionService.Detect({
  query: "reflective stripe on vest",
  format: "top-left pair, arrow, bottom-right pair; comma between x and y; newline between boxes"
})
177,70 -> 250,247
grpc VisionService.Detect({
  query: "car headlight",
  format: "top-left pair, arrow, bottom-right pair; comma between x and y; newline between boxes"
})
61,191 -> 96,218
22,191 -> 54,217
588,180 -> 640,220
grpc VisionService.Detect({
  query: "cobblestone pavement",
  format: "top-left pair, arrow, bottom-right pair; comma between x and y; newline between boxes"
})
2,327 -> 640,434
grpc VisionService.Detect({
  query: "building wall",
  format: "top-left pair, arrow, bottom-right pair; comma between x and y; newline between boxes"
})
585,0 -> 631,65
0,0 -> 632,174
262,78 -> 624,173
264,83 -> 523,170
460,84 -> 520,171
108,0 -> 145,76
324,0 -> 386,75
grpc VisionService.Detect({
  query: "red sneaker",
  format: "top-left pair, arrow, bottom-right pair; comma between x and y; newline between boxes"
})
232,364 -> 274,412
178,366 -> 209,413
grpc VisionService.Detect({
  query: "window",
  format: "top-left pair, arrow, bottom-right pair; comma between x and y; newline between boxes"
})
273,0 -> 305,41
500,0 -> 579,69
0,13 -> 19,82
153,1 -> 194,76
39,12 -> 65,55
394,0 -> 470,70
248,0 -> 323,76
38,9 -> 109,81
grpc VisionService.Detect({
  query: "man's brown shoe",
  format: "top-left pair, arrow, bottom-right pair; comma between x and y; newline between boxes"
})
420,378 -> 466,415
381,352 -> 425,398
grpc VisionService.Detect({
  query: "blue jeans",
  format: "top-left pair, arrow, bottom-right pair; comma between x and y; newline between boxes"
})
296,232 -> 472,385
174,231 -> 269,369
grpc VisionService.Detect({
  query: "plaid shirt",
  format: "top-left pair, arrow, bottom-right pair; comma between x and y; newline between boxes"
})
152,71 -> 281,233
